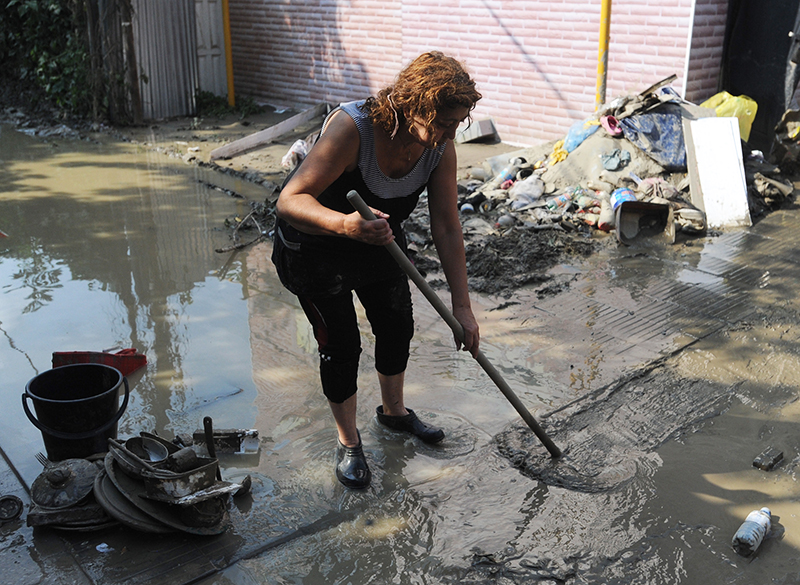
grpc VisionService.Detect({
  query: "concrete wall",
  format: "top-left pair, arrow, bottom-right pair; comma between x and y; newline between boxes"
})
228,0 -> 728,146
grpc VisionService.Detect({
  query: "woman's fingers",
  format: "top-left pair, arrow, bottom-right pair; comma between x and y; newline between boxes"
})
453,306 -> 480,358
361,217 -> 394,245
343,211 -> 394,245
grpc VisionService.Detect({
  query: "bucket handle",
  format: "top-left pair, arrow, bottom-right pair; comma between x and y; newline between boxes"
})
22,377 -> 130,441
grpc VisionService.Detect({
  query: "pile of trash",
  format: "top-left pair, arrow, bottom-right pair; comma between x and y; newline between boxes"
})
26,426 -> 256,535
444,76 -> 795,248
260,77 -> 798,296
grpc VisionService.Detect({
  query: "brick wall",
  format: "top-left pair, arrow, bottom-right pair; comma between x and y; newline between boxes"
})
229,0 -> 717,146
685,0 -> 728,104
230,0 -> 404,108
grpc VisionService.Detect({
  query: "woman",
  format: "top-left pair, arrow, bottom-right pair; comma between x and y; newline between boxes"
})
272,51 -> 481,489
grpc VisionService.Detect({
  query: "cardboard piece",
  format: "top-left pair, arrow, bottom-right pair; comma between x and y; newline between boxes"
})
683,117 -> 751,229
456,119 -> 497,144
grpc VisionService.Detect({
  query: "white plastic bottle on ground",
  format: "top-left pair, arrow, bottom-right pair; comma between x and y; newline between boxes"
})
731,507 -> 771,556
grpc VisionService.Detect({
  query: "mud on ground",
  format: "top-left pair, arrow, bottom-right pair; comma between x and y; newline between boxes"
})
2,83 -> 791,301
462,227 -> 600,295
0,81 -> 604,299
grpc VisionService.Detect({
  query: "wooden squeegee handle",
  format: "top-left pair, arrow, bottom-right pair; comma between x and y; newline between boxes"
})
346,190 -> 561,458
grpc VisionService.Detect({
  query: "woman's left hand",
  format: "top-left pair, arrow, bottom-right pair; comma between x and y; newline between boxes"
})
453,305 -> 480,358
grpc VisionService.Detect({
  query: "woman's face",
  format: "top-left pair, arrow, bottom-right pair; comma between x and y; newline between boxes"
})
410,105 -> 471,148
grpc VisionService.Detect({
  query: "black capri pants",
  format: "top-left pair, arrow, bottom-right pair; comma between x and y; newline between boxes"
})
298,275 -> 414,404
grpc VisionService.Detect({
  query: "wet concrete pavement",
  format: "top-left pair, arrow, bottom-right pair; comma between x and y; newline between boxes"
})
2,121 -> 800,584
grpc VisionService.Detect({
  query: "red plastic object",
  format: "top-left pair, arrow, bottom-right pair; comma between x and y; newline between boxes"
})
52,348 -> 147,376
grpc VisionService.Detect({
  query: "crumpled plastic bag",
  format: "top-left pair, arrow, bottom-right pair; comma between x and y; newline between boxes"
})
281,139 -> 309,171
549,139 -> 568,165
564,118 -> 600,152
601,148 -> 631,171
700,91 -> 758,142
618,106 -> 686,170
508,174 -> 544,201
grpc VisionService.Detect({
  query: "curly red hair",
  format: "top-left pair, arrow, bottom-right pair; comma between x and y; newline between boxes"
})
363,51 -> 482,137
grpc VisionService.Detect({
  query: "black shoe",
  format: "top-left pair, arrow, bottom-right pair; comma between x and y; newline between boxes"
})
375,406 -> 445,444
335,433 -> 371,489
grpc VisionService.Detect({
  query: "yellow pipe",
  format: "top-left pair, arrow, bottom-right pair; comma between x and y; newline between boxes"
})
222,0 -> 235,107
596,0 -> 612,109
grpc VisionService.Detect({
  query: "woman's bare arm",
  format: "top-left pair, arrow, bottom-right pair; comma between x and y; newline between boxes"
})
427,140 -> 480,356
276,111 -> 394,246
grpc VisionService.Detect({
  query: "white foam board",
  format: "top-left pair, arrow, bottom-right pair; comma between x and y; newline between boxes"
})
686,117 -> 751,229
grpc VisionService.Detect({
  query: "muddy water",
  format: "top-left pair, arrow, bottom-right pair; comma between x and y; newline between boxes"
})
0,125 -> 265,475
2,124 -> 800,584
0,125 -> 556,580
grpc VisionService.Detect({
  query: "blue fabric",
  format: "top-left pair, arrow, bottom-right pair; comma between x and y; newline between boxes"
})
619,105 -> 686,170
601,148 -> 631,171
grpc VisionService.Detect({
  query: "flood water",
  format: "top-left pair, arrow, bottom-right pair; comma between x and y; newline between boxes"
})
2,123 -> 800,585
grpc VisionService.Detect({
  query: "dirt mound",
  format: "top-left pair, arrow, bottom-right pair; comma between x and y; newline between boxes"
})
406,206 -> 606,297
462,227 -> 600,295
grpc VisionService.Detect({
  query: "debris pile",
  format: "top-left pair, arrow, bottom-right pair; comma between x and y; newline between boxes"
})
401,77 -> 796,295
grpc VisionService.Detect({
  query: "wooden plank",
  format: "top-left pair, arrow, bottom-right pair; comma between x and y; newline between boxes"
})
209,103 -> 329,160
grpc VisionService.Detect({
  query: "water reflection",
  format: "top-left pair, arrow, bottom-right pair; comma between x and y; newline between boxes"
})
0,125 -> 259,483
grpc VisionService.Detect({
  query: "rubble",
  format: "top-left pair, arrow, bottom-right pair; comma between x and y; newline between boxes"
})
25,427 -> 259,534
400,78 -> 797,297
2,72 -> 795,300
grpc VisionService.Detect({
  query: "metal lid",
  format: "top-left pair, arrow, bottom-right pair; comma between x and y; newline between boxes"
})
31,458 -> 98,510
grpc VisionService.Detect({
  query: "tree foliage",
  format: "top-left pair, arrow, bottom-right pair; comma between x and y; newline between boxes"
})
1,0 -> 95,119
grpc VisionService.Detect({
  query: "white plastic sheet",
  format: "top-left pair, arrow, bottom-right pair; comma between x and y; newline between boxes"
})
685,117 -> 752,228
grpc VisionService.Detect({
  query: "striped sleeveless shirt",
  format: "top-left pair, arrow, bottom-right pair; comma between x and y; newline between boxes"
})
271,100 -> 446,296
332,100 -> 447,200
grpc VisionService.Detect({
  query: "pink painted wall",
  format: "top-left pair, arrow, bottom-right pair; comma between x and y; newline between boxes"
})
229,0 -> 727,146
685,0 -> 729,103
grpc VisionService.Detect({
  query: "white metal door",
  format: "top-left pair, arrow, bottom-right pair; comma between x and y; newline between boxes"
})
195,0 -> 227,98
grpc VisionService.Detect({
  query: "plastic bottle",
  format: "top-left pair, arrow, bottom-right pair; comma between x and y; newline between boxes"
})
545,189 -> 578,212
610,187 -> 637,210
486,157 -> 526,189
597,199 -> 615,232
544,193 -> 571,211
731,507 -> 771,556
575,195 -> 601,209
467,167 -> 488,181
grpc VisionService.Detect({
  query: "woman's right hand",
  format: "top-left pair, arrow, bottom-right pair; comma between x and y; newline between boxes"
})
343,208 -> 395,246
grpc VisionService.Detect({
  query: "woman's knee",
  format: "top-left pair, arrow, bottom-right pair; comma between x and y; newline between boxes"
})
320,349 -> 361,403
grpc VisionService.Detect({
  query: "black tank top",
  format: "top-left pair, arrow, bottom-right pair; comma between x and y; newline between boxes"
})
272,101 -> 445,296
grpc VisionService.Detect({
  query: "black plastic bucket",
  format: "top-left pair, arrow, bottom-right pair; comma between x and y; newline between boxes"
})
22,363 -> 130,461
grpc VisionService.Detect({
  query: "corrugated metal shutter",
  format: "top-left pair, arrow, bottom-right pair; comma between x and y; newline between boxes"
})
132,0 -> 199,120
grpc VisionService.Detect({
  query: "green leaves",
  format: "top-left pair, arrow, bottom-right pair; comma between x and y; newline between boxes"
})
1,0 -> 93,118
